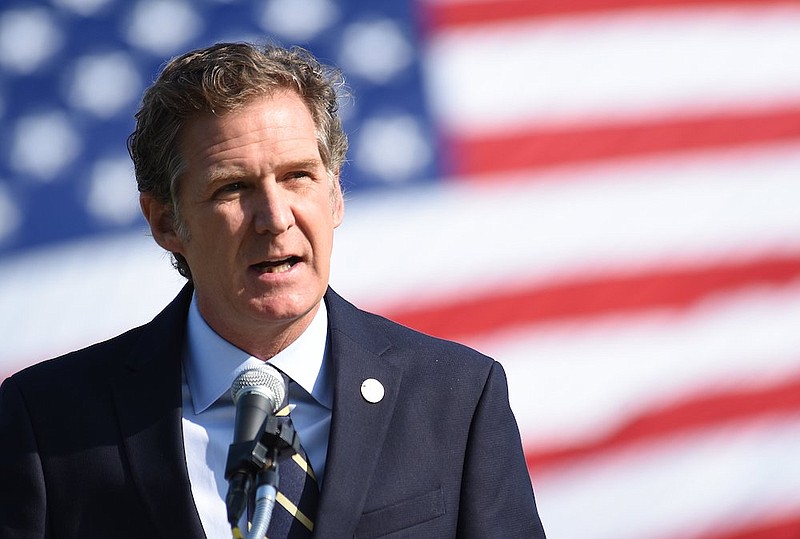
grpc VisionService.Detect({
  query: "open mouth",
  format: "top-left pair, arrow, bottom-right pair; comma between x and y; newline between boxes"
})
252,256 -> 302,274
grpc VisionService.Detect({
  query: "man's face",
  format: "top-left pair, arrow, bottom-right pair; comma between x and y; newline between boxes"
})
144,91 -> 344,351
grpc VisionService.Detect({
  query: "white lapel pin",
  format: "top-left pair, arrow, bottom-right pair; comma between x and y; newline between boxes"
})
360,378 -> 385,403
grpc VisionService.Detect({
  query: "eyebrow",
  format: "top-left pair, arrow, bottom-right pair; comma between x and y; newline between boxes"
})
204,166 -> 249,186
283,158 -> 326,172
202,158 -> 328,186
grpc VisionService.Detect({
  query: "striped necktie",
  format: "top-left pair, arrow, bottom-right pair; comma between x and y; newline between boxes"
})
264,402 -> 320,538
246,376 -> 319,539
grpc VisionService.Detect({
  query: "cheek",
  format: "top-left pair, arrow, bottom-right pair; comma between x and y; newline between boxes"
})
179,213 -> 237,259
199,204 -> 248,234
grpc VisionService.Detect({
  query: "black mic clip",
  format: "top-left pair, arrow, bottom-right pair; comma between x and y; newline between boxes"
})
257,414 -> 302,457
224,414 -> 302,526
224,414 -> 302,480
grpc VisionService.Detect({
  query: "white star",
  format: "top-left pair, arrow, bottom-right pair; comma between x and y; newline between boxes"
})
51,0 -> 113,17
67,52 -> 142,118
11,111 -> 81,181
257,0 -> 339,42
0,7 -> 63,75
85,156 -> 141,226
125,0 -> 203,56
338,19 -> 413,84
354,114 -> 432,184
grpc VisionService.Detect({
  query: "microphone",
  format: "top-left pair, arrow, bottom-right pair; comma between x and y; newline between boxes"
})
225,364 -> 286,528
231,364 -> 286,443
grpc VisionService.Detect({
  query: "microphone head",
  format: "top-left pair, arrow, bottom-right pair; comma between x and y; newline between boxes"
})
231,364 -> 286,413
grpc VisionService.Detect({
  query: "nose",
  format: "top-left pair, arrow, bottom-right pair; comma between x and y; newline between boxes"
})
252,181 -> 294,235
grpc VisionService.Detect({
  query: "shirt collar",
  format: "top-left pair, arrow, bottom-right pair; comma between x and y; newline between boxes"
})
184,294 -> 331,414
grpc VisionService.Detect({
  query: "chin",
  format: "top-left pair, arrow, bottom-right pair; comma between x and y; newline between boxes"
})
247,295 -> 320,323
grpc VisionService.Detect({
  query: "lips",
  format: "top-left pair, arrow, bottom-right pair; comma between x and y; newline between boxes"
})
252,256 -> 302,274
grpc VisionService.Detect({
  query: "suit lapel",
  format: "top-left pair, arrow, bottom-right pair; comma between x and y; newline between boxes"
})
112,285 -> 206,538
108,286 -> 402,537
315,290 -> 403,537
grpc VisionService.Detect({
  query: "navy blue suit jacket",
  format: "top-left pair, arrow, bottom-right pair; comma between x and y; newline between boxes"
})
0,285 -> 546,538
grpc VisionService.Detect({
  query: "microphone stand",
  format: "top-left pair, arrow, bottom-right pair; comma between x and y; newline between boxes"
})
247,451 -> 278,539
225,414 -> 303,539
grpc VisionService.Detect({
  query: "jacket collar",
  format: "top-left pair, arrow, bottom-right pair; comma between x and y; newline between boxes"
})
111,284 -> 403,538
112,284 -> 207,538
314,288 -> 404,537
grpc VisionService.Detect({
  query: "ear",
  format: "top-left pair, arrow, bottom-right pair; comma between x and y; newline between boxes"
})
331,175 -> 345,228
139,193 -> 185,253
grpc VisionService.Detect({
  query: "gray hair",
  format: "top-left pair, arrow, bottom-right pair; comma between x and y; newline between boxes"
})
127,41 -> 349,279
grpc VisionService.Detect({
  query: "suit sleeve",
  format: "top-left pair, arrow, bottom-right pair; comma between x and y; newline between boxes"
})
456,361 -> 547,538
0,377 -> 48,539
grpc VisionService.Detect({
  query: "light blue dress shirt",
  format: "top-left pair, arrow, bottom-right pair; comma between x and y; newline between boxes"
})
181,294 -> 332,537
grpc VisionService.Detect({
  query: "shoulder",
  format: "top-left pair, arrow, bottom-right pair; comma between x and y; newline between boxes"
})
326,288 -> 492,360
5,323 -> 148,402
6,284 -> 193,400
325,288 -> 501,394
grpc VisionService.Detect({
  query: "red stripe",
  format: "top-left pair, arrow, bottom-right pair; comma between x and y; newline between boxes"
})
422,0 -> 791,29
447,106 -> 800,178
385,254 -> 800,343
526,370 -> 800,471
687,513 -> 800,539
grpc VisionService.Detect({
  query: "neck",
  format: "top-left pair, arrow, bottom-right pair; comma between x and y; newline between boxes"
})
198,302 -> 321,361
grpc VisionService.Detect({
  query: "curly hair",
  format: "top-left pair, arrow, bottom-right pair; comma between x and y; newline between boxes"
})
127,41 -> 349,279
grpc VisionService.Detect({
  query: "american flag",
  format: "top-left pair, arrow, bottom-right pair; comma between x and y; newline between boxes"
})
1,1 -> 799,538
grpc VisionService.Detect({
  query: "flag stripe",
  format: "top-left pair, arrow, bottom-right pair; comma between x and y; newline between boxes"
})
384,254 -> 800,342
527,371 -> 800,470
2,3 -> 799,538
414,7 -> 800,535
423,3 -> 800,134
334,142 -> 800,312
420,0 -> 783,29
499,281 -> 800,447
694,514 -> 800,539
449,106 -> 800,177
533,416 -> 800,539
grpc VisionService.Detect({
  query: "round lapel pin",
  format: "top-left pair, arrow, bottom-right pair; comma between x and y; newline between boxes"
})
361,378 -> 385,403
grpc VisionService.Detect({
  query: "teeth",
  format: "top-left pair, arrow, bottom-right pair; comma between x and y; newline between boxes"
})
263,262 -> 292,274
255,257 -> 298,273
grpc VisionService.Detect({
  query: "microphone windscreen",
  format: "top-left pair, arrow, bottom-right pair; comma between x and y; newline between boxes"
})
231,364 -> 286,411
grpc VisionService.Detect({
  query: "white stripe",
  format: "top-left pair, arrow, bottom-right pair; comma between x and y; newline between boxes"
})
534,414 -> 800,539
4,142 -> 799,368
331,142 -> 800,311
0,232 -> 184,370
3,144 -> 800,372
487,281 -> 800,446
424,4 -> 800,132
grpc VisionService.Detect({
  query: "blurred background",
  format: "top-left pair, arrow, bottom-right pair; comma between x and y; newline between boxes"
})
2,0 -> 800,537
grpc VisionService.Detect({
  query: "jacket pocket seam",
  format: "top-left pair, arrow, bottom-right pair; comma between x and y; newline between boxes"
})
354,486 -> 446,538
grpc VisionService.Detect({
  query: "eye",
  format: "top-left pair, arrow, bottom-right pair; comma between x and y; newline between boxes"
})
288,171 -> 312,180
212,181 -> 246,198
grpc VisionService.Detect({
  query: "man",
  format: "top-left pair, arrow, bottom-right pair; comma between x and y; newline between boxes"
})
0,42 -> 546,538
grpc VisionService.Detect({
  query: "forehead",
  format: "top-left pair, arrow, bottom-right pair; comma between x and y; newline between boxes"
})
178,91 -> 321,171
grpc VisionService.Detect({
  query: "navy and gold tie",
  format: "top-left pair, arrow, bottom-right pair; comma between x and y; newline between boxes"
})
246,378 -> 319,539
263,402 -> 320,538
